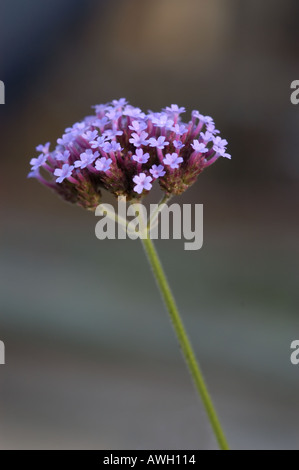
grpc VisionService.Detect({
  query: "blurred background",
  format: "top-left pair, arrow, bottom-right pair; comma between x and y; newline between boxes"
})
1,0 -> 299,450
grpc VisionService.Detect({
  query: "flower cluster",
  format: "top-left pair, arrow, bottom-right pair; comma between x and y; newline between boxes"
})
28,99 -> 230,210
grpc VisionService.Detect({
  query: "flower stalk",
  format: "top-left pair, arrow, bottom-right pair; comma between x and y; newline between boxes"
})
138,205 -> 229,450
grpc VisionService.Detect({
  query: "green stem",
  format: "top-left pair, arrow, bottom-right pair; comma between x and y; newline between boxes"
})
97,203 -> 135,236
140,232 -> 229,450
147,194 -> 172,231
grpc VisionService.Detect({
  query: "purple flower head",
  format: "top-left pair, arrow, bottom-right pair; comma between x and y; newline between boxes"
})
103,129 -> 123,139
191,140 -> 208,153
93,103 -> 108,114
192,110 -> 203,120
165,104 -> 186,115
150,165 -> 166,179
82,130 -> 98,142
105,108 -> 122,121
93,116 -> 109,128
30,153 -> 47,170
207,123 -> 218,134
57,133 -> 74,147
65,122 -> 86,134
213,139 -> 231,159
36,142 -> 50,154
200,131 -> 214,143
163,153 -> 183,169
133,173 -> 152,194
123,105 -> 145,119
171,123 -> 187,135
148,136 -> 169,149
128,120 -> 147,133
54,164 -> 74,183
129,131 -> 149,147
218,150 -> 231,159
202,115 -> 214,126
75,150 -> 99,169
213,137 -> 228,150
132,149 -> 150,164
173,140 -> 185,150
192,111 -> 212,125
95,157 -> 112,172
90,135 -> 108,149
151,113 -> 174,129
102,141 -> 123,153
112,98 -> 128,108
27,168 -> 41,179
56,150 -> 71,162
111,141 -> 123,152
29,98 -> 229,207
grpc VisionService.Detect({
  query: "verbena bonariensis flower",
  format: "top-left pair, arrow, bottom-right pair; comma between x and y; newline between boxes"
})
28,98 -> 232,449
28,99 -> 230,210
